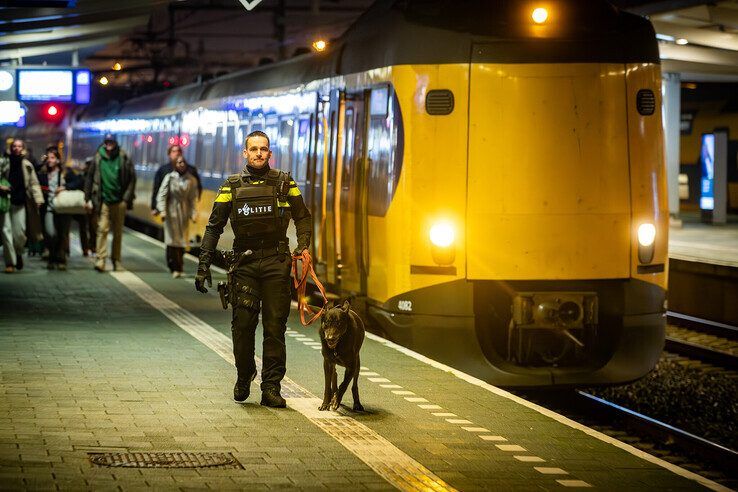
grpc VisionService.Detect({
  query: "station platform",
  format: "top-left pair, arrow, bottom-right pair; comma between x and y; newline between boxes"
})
669,213 -> 738,268
0,230 -> 727,491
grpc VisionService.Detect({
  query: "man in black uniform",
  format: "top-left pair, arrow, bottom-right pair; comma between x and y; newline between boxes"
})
195,131 -> 311,408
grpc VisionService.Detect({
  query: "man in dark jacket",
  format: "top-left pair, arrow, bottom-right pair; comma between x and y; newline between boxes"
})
84,133 -> 136,272
150,144 -> 201,215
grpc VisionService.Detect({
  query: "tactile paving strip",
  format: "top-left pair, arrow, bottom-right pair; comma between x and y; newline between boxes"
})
88,452 -> 242,469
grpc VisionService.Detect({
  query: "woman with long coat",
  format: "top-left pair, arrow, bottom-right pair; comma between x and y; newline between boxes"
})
156,156 -> 198,277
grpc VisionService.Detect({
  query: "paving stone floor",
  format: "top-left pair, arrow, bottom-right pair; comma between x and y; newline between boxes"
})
0,230 -> 717,491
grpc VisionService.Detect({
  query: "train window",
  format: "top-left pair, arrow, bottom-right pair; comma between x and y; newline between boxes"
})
213,125 -> 224,178
293,115 -> 311,184
278,117 -> 294,173
264,118 -> 278,168
367,89 -> 404,217
199,132 -> 215,177
225,124 -> 237,175
183,132 -> 196,168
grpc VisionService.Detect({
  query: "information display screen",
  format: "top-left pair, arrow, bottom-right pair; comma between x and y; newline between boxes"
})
16,68 -> 92,103
699,133 -> 715,211
18,70 -> 74,101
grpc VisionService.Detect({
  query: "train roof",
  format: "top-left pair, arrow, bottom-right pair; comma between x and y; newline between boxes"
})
78,0 -> 657,121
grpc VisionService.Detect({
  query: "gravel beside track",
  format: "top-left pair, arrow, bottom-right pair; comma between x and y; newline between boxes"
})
586,353 -> 738,452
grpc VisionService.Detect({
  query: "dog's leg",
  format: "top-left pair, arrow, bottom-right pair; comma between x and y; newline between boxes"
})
319,359 -> 334,411
330,366 -> 353,411
351,355 -> 364,412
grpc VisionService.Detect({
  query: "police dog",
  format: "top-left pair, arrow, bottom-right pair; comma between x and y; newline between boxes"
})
318,300 -> 365,412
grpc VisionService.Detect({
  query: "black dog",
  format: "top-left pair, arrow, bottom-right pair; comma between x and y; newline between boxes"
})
318,300 -> 365,412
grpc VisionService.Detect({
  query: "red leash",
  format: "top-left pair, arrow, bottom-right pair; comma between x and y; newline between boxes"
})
291,250 -> 328,326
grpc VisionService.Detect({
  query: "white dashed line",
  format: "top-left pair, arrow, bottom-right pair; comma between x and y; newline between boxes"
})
496,445 -> 527,452
310,346 -> 322,350
514,456 -> 545,462
431,412 -> 456,417
557,480 -> 593,488
380,384 -> 403,389
361,371 -> 380,376
461,427 -> 490,433
368,377 -> 391,383
479,436 -> 507,442
446,419 -> 473,425
534,467 -> 568,475
404,397 -> 428,403
418,405 -> 443,410
392,390 -> 415,395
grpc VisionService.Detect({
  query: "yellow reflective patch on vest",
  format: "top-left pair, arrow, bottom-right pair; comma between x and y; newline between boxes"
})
277,200 -> 290,208
219,186 -> 231,191
287,186 -> 301,197
215,192 -> 232,203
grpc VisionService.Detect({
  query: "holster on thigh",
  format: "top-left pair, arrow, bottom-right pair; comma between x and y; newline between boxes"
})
233,280 -> 261,312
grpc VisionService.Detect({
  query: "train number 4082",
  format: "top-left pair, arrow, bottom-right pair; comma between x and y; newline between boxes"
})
398,300 -> 413,312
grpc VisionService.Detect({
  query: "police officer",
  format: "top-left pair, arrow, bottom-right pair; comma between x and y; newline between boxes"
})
195,131 -> 311,408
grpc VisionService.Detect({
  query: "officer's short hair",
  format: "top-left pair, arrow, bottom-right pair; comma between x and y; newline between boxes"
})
244,130 -> 270,149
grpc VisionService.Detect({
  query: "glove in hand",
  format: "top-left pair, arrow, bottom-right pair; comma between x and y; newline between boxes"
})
195,266 -> 211,293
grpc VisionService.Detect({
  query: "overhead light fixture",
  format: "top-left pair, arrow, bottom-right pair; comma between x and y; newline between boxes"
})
531,7 -> 548,24
312,39 -> 327,52
99,76 -> 109,86
675,38 -> 688,45
655,34 -> 675,42
112,62 -> 122,71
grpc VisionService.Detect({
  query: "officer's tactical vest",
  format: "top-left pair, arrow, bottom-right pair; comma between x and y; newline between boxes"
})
227,169 -> 291,240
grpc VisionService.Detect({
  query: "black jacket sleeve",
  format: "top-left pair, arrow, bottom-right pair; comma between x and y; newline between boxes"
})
200,180 -> 232,254
84,159 -> 96,202
287,181 -> 312,250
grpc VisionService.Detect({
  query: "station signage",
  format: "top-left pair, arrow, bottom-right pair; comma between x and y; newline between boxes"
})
699,130 -> 728,224
16,68 -> 91,104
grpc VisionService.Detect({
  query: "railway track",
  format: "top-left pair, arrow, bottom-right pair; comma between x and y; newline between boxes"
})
665,312 -> 738,370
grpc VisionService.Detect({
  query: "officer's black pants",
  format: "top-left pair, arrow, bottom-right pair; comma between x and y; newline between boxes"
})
231,252 -> 291,391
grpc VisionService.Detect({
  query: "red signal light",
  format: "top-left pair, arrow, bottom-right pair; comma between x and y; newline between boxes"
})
41,103 -> 64,123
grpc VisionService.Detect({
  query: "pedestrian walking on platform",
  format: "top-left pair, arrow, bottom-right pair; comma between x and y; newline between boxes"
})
195,130 -> 312,408
38,148 -> 72,270
84,133 -> 136,272
0,139 -> 44,273
157,155 -> 198,278
151,144 -> 201,217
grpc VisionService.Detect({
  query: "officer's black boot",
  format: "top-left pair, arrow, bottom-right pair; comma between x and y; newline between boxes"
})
233,373 -> 256,404
260,387 -> 286,408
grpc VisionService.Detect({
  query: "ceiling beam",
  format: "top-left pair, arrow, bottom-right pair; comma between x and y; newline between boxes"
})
1,16 -> 148,45
653,20 -> 738,52
659,42 -> 738,67
0,36 -> 120,61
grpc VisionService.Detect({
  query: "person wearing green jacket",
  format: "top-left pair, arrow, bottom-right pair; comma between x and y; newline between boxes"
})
84,134 -> 136,272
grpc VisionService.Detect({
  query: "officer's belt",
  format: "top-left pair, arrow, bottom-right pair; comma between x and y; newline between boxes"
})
233,237 -> 288,257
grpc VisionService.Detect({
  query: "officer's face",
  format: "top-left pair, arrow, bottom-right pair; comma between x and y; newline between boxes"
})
243,136 -> 271,169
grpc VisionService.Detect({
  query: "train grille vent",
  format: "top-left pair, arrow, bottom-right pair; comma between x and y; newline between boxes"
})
636,89 -> 656,116
425,90 -> 454,115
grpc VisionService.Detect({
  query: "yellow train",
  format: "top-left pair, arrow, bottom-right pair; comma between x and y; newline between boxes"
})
70,0 -> 669,387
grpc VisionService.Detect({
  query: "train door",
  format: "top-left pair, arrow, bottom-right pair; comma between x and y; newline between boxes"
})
337,90 -> 370,294
313,89 -> 369,292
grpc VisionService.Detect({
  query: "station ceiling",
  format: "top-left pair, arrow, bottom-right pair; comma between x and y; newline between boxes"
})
1,0 -> 738,92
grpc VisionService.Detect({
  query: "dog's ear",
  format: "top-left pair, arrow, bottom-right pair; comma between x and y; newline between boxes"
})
341,299 -> 350,312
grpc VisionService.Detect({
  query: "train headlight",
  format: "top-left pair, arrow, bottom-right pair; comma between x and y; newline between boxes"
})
637,223 -> 656,247
429,221 -> 455,248
532,7 -> 548,24
637,223 -> 656,264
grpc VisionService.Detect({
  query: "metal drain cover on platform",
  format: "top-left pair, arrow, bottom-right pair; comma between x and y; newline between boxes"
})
88,452 -> 242,469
